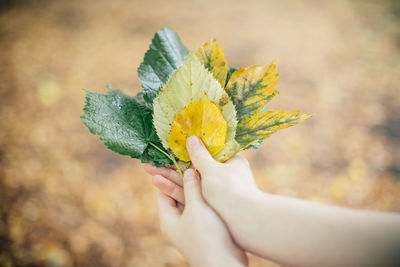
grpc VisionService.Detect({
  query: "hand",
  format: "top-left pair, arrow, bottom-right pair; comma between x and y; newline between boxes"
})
145,164 -> 185,206
185,136 -> 259,207
145,136 -> 259,212
156,168 -> 248,267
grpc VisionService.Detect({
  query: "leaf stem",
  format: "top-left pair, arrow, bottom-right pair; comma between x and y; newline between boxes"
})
184,161 -> 191,171
149,142 -> 184,179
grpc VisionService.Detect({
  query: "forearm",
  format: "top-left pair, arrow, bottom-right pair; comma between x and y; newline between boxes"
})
185,244 -> 247,267
188,254 -> 246,267
210,189 -> 400,267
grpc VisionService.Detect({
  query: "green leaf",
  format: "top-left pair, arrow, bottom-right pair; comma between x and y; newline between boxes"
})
138,27 -> 189,100
134,92 -> 153,110
140,143 -> 173,167
81,88 -> 172,166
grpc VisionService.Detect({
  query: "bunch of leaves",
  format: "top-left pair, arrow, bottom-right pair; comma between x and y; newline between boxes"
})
195,39 -> 309,151
81,27 -> 310,176
81,28 -> 189,172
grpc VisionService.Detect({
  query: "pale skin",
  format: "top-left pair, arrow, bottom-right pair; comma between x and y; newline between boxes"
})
145,136 -> 400,267
156,168 -> 247,267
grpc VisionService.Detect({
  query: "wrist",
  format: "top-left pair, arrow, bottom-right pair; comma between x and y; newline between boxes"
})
205,188 -> 267,250
207,184 -> 263,217
202,177 -> 261,210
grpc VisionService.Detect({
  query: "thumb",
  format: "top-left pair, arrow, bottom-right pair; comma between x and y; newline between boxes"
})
183,169 -> 203,207
186,136 -> 219,174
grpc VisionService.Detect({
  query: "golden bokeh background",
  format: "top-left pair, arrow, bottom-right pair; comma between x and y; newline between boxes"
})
1,0 -> 400,266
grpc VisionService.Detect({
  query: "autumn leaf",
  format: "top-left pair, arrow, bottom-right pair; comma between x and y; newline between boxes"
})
236,110 -> 311,149
169,95 -> 227,161
195,39 -> 228,87
226,62 -> 279,122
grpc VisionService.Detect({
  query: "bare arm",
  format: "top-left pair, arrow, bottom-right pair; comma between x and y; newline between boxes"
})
215,188 -> 400,267
147,136 -> 400,267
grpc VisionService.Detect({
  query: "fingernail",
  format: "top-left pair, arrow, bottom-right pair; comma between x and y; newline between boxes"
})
187,136 -> 202,150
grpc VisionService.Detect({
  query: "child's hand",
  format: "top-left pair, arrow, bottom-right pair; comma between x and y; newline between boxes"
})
145,136 -> 259,211
145,164 -> 185,206
185,136 -> 259,206
156,168 -> 247,267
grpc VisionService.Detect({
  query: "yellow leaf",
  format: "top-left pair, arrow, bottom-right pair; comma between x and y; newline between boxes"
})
236,110 -> 311,149
169,95 -> 227,162
226,62 -> 279,122
196,39 -> 228,87
153,52 -> 238,162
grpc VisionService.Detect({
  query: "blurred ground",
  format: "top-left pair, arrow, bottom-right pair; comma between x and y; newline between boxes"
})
1,0 -> 400,266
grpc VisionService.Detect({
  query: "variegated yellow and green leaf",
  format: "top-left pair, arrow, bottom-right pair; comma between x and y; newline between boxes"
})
214,139 -> 241,162
195,38 -> 228,87
236,110 -> 311,149
226,62 -> 279,122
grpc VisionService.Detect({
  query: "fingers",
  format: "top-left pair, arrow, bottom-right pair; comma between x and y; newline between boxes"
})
186,136 -> 219,174
183,169 -> 203,207
153,175 -> 185,205
157,191 -> 179,212
144,164 -> 183,187
157,192 -> 180,232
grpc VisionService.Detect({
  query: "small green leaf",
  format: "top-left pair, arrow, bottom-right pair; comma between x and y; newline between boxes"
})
138,27 -> 189,100
81,88 -> 172,166
225,67 -> 237,88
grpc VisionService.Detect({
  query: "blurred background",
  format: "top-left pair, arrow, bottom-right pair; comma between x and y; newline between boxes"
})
1,0 -> 400,266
